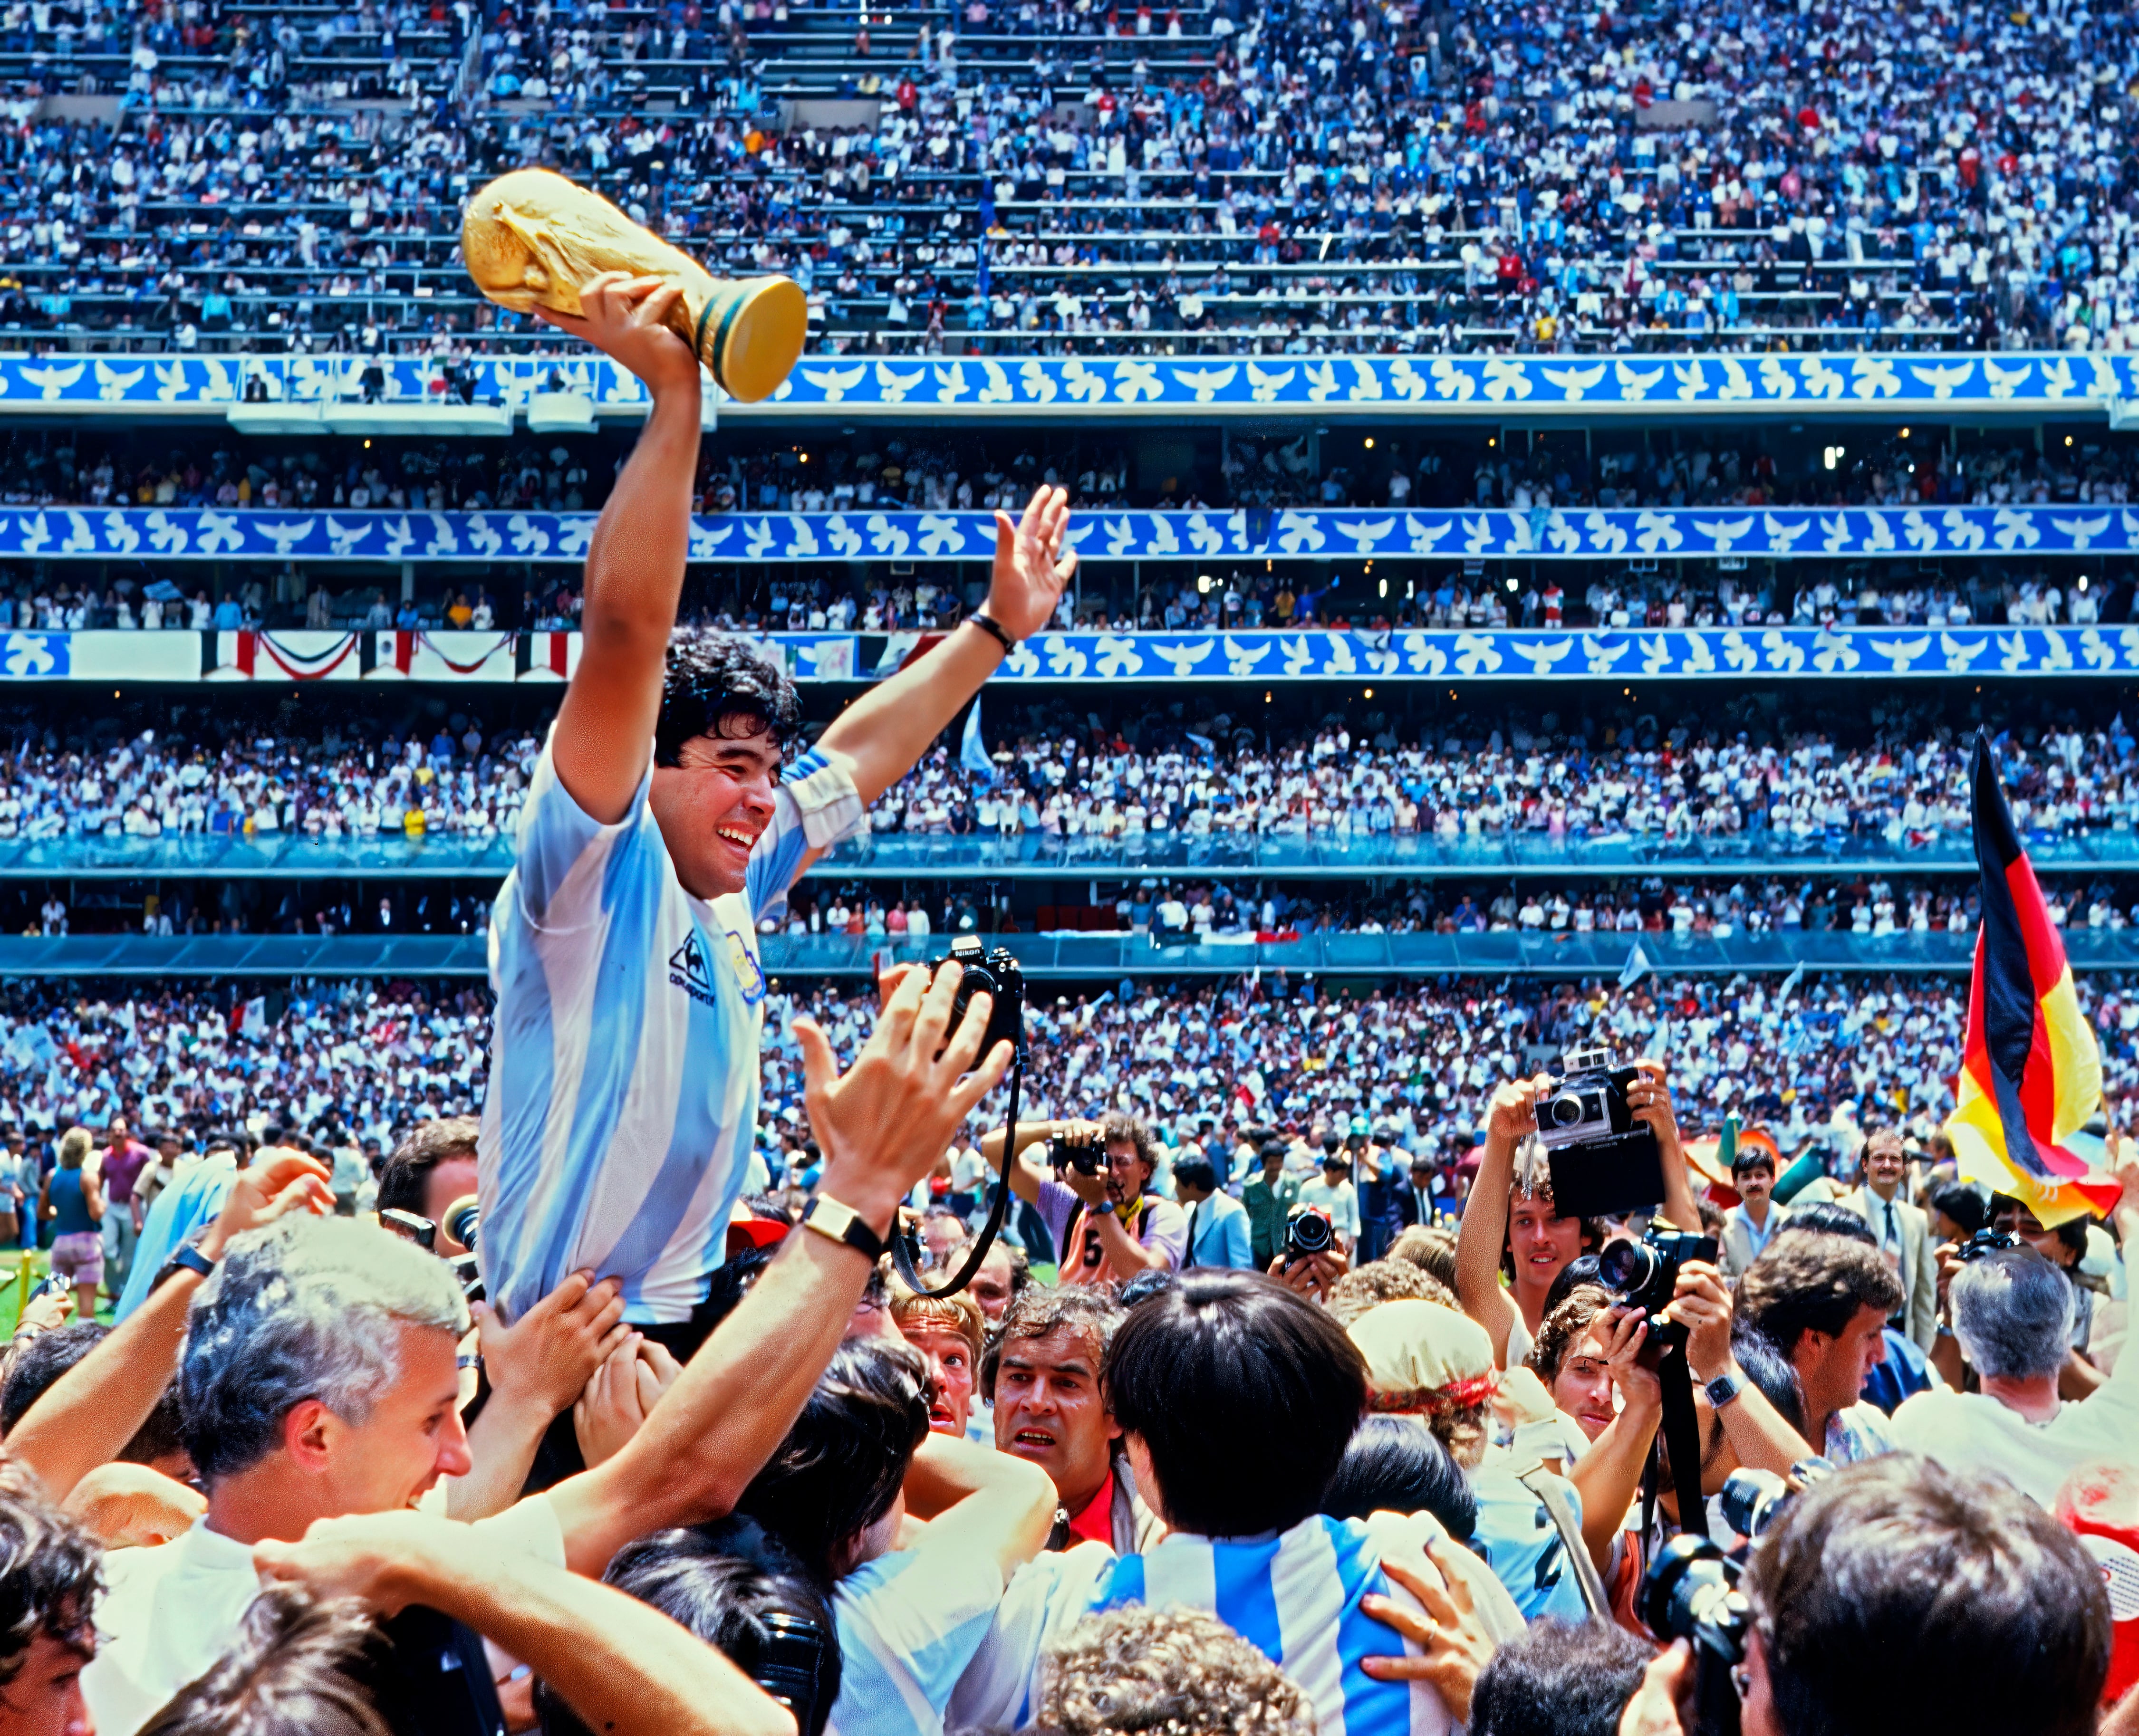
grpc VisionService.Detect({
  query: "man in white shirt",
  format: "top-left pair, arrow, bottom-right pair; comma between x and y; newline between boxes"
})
1735,1228 -> 1904,1464
1836,1129 -> 1938,1350
1889,1237 -> 2139,1507
84,1215 -> 518,1736
1297,1151 -> 1362,1254
1720,1142 -> 1790,1279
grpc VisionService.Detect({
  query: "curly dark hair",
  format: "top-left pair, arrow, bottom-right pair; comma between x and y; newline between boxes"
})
0,1465 -> 101,1691
655,634 -> 803,767
1523,1283 -> 1618,1384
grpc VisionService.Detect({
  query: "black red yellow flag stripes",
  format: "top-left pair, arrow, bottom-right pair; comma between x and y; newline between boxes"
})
1945,730 -> 2121,1226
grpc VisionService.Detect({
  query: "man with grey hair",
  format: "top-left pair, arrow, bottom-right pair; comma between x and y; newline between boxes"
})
1889,1238 -> 2139,1506
83,1214 -> 556,1736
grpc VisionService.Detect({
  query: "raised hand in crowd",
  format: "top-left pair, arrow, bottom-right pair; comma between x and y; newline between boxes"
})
1358,1543 -> 1499,1726
450,1271 -> 630,1519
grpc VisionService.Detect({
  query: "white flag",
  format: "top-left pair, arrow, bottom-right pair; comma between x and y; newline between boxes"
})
1619,940 -> 1653,989
240,997 -> 267,1040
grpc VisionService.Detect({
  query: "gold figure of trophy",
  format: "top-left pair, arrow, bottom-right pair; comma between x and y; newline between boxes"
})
462,168 -> 807,403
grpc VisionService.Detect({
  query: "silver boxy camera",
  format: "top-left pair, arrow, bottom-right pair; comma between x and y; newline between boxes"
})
1537,1042 -> 1665,1218
1537,1044 -> 1623,1151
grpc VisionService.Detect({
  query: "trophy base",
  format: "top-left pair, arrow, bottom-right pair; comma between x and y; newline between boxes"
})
701,278 -> 809,404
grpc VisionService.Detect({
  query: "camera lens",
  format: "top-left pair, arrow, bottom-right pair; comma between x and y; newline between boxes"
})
1720,1469 -> 1789,1540
1598,1239 -> 1658,1294
1288,1211 -> 1334,1256
1549,1096 -> 1584,1127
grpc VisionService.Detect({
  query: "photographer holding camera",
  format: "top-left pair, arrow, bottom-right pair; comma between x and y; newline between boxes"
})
979,1114 -> 1186,1285
1456,1064 -> 1703,1372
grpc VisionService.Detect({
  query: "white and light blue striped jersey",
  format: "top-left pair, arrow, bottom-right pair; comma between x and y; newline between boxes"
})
478,733 -> 861,1325
946,1513 -> 1525,1736
1467,1465 -> 1589,1624
825,1543 -> 1007,1736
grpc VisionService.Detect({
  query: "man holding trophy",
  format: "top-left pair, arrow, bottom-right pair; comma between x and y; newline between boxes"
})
463,172 -> 1077,1359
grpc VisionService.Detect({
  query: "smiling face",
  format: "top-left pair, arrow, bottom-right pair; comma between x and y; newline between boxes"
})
647,728 -> 784,902
284,1322 -> 472,1523
1507,1188 -> 1586,1297
994,1325 -> 1118,1514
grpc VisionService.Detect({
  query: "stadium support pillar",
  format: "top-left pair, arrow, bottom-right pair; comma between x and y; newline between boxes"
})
401,562 -> 415,602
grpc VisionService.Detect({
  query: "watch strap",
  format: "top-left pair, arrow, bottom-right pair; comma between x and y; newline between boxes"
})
168,1245 -> 217,1279
802,1196 -> 888,1262
967,612 -> 1018,654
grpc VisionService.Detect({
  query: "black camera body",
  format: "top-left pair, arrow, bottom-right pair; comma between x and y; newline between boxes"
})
1719,1457 -> 1836,1542
1052,1123 -> 1104,1176
1286,1204 -> 1335,1260
1599,1222 -> 1720,1318
1537,1043 -> 1664,1218
944,934 -> 1026,1063
1640,1534 -> 1753,1736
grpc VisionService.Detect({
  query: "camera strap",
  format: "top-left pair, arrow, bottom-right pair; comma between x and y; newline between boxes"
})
890,1053 -> 1022,1300
1655,1339 -> 1710,1542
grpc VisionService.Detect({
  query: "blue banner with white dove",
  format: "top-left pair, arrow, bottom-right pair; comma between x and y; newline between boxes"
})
6,353 -> 2133,415
3,505 -> 2134,565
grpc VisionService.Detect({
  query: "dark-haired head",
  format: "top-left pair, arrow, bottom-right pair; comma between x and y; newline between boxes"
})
1104,1271 -> 1365,1538
732,1340 -> 930,1584
1319,1414 -> 1477,1542
540,1517 -> 841,1736
655,636 -> 802,768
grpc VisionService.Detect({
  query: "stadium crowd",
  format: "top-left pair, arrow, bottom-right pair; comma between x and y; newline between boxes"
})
5,425 -> 2134,519
11,965 -> 2139,1184
5,707 -> 2136,855
0,959 -> 2133,1736
2,0 -> 2138,351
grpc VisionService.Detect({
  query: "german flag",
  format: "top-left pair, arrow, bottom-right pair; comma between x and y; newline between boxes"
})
1945,731 -> 2121,1226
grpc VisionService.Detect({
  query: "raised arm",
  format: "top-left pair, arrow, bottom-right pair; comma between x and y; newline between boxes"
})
543,959 -> 1013,1574
980,1117 -> 1080,1207
1455,1079 -> 1546,1369
540,273 -> 706,824
1629,1061 -> 1704,1238
813,487 -> 1076,809
254,1511 -> 795,1736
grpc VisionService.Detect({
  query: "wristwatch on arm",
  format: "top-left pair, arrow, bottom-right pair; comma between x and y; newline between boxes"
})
801,1196 -> 888,1262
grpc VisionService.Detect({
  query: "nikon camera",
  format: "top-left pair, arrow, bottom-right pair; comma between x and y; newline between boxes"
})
1535,1043 -> 1665,1218
942,934 -> 1027,1064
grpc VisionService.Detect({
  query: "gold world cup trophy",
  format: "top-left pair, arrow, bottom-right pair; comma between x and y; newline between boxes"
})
461,168 -> 807,403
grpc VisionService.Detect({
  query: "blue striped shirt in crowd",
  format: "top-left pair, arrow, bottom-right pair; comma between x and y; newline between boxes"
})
825,1542 -> 1009,1736
946,1512 -> 1524,1736
478,733 -> 862,1325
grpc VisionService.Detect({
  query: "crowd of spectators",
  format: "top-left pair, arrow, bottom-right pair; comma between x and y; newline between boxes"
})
2,705 -> 2137,870
2,0 -> 2138,353
0,962 -> 2132,1736
869,708 -> 2139,850
11,964 -> 2139,1181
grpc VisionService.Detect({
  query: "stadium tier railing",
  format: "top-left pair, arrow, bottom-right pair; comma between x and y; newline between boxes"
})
11,626 -> 2139,690
8,927 -> 2139,978
0,352 -> 2127,416
4,826 -> 2135,880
